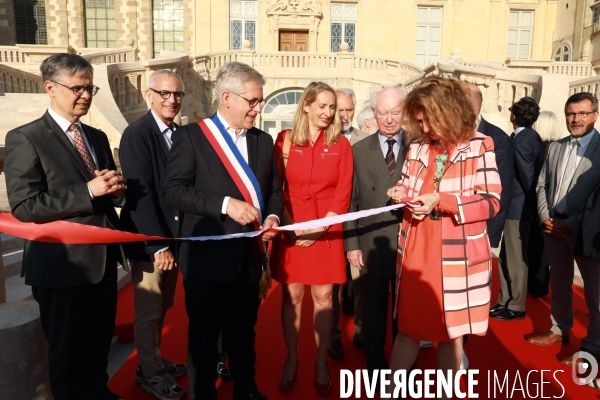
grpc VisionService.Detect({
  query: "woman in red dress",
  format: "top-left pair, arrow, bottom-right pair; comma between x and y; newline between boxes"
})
271,82 -> 353,396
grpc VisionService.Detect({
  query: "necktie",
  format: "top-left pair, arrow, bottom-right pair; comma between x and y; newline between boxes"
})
555,139 -> 579,214
70,123 -> 97,177
385,138 -> 396,175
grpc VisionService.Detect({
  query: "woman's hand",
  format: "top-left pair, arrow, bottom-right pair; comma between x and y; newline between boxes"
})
386,186 -> 407,204
409,193 -> 440,218
295,227 -> 325,247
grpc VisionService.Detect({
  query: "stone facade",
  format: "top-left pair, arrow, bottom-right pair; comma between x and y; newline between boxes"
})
0,0 -> 16,46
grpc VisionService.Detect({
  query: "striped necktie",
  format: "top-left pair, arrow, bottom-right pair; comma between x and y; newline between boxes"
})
385,138 -> 396,175
70,123 -> 97,177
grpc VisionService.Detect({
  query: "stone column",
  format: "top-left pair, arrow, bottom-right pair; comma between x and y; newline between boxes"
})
67,0 -> 85,49
0,0 -> 16,45
46,0 -> 69,46
136,0 -> 154,60
0,301 -> 52,399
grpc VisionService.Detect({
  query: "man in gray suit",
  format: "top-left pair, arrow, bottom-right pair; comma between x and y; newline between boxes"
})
328,87 -> 369,361
528,92 -> 600,366
344,87 -> 407,374
4,53 -> 127,400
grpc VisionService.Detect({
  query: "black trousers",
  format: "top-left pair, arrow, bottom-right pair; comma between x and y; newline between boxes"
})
527,221 -> 550,297
360,274 -> 398,372
184,266 -> 261,400
32,249 -> 118,400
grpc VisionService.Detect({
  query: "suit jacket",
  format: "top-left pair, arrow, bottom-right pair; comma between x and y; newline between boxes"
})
161,120 -> 284,283
119,110 -> 180,261
537,130 -> 600,235
347,127 -> 369,146
344,131 -> 408,278
4,111 -> 124,288
478,117 -> 514,247
507,126 -> 544,220
574,181 -> 600,260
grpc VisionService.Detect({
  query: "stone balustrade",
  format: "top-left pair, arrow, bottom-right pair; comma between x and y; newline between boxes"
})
0,64 -> 44,94
191,50 -> 423,87
569,75 -> 600,97
504,59 -> 595,78
0,44 -> 74,64
78,46 -> 138,64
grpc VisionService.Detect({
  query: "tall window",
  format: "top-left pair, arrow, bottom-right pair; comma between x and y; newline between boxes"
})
230,1 -> 257,50
153,0 -> 184,56
416,7 -> 441,66
85,0 -> 116,48
330,3 -> 357,52
593,5 -> 600,24
507,10 -> 533,59
14,0 -> 47,44
554,43 -> 572,62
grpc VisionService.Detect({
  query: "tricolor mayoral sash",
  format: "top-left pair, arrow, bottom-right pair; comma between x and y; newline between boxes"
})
198,114 -> 268,265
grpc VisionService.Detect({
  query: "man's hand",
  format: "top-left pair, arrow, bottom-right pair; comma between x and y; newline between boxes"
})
226,198 -> 260,225
387,186 -> 407,204
154,249 -> 175,271
347,250 -> 364,270
542,218 -> 568,237
88,169 -> 127,198
261,216 -> 280,241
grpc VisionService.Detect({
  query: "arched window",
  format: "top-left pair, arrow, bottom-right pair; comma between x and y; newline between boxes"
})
554,43 -> 572,62
260,89 -> 303,139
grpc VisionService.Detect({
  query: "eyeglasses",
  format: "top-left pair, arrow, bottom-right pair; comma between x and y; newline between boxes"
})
565,111 -> 596,119
51,81 -> 99,96
149,88 -> 185,100
230,92 -> 266,109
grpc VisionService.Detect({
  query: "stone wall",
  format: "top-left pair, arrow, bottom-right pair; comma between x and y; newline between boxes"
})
0,0 -> 16,46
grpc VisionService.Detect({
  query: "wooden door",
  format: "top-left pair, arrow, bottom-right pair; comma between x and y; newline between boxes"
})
279,31 -> 309,52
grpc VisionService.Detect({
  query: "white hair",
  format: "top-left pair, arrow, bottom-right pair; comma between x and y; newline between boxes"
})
336,88 -> 356,107
370,86 -> 406,109
215,62 -> 265,106
357,106 -> 374,130
148,69 -> 185,91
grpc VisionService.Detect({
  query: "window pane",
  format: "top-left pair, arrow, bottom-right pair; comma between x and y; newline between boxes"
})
518,44 -> 530,59
245,1 -> 257,17
520,30 -> 530,45
85,0 -> 116,48
507,30 -> 518,45
245,20 -> 255,49
417,7 -> 428,23
509,11 -> 519,26
564,54 -> 569,61
345,4 -> 357,19
331,22 -> 342,52
416,26 -> 427,40
331,3 -> 342,19
345,23 -> 355,51
521,12 -> 532,27
429,26 -> 440,41
16,0 -> 48,44
231,1 -> 242,16
231,20 -> 242,49
430,8 -> 442,24
507,44 -> 516,59
416,54 -> 426,66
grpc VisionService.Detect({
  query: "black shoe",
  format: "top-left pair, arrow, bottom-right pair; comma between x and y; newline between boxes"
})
327,338 -> 344,361
491,308 -> 526,320
489,303 -> 505,315
352,334 -> 364,349
234,391 -> 268,400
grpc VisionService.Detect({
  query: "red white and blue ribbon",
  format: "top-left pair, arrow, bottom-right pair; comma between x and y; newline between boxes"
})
0,201 -> 418,244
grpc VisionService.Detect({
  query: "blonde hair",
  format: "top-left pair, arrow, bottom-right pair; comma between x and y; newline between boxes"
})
290,82 -> 341,146
533,111 -> 564,142
403,76 -> 476,148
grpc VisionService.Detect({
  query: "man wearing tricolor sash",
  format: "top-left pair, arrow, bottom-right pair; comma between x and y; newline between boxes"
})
162,62 -> 284,400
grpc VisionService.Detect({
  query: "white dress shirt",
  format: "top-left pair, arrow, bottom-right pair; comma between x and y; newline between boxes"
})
150,109 -> 177,150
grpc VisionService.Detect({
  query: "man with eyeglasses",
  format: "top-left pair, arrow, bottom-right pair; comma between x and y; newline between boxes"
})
529,92 -> 600,369
119,69 -> 187,399
344,87 -> 407,378
161,62 -> 283,400
4,53 -> 127,400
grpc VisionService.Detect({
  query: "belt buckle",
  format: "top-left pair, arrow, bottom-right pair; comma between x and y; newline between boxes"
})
429,209 -> 442,220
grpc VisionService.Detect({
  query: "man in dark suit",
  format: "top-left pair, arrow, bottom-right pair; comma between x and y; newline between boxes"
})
4,53 -> 127,400
119,70 -> 186,398
328,87 -> 369,361
529,92 -> 600,366
344,87 -> 407,374
491,97 -> 543,320
464,83 -> 514,248
161,62 -> 284,400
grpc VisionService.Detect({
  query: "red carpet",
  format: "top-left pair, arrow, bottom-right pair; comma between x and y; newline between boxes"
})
109,261 -> 599,399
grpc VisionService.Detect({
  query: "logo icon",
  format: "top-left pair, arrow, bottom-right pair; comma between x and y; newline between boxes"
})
572,351 -> 598,385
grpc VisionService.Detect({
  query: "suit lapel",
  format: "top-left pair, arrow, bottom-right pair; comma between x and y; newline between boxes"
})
246,128 -> 258,173
145,111 -> 169,164
571,131 -> 600,189
42,112 -> 91,179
